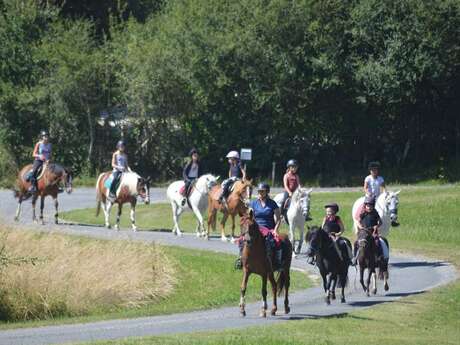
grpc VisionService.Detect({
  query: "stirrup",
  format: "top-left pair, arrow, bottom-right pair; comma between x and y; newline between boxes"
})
234,257 -> 242,270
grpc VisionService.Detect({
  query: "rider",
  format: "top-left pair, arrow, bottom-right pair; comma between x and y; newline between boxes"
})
321,203 -> 353,265
352,196 -> 386,264
218,150 -> 246,204
364,161 -> 386,198
249,182 -> 283,269
182,148 -> 201,206
109,140 -> 130,201
29,130 -> 52,193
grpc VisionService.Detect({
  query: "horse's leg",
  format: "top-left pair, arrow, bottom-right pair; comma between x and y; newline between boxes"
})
340,270 -> 347,303
268,272 -> 277,316
288,221 -> 295,255
220,211 -> 229,242
31,194 -> 38,222
115,203 -> 123,230
284,271 -> 291,314
130,199 -> 137,231
105,201 -> 112,229
372,268 -> 377,295
14,195 -> 23,221
366,267 -> 372,297
297,220 -> 304,254
53,195 -> 59,224
239,270 -> 250,317
325,273 -> 332,305
230,214 -> 236,242
260,275 -> 268,318
173,202 -> 184,236
330,274 -> 337,300
39,195 -> 46,225
191,204 -> 203,238
359,265 -> 367,293
383,261 -> 389,291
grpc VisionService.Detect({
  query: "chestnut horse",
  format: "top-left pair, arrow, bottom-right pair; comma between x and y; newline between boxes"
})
96,171 -> 150,231
207,179 -> 252,241
239,209 -> 292,317
14,162 -> 73,224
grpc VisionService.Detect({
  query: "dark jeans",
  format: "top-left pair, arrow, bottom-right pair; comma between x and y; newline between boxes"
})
110,170 -> 122,195
30,159 -> 43,187
220,177 -> 237,199
184,177 -> 196,197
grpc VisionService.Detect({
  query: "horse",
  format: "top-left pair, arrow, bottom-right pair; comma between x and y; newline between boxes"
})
95,171 -> 150,231
274,187 -> 312,255
305,226 -> 350,304
239,209 -> 292,317
166,174 -> 219,237
14,162 -> 73,224
352,190 -> 400,238
207,179 -> 252,242
356,228 -> 378,296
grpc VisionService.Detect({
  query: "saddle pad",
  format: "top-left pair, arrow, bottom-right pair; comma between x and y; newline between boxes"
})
104,175 -> 114,189
24,166 -> 44,182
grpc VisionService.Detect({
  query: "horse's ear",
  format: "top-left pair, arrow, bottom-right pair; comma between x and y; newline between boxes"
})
145,176 -> 152,183
248,207 -> 254,220
394,190 -> 401,195
215,175 -> 220,181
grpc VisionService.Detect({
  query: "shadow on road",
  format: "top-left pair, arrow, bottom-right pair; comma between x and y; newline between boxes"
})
390,261 -> 449,269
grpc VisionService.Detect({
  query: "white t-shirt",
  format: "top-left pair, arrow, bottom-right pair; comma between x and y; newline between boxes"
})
364,175 -> 385,197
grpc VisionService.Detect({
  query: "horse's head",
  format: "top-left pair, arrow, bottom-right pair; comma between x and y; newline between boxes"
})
384,190 -> 400,226
297,188 -> 312,219
234,179 -> 253,206
240,208 -> 260,247
137,176 -> 151,204
203,174 -> 220,191
305,225 -> 324,258
63,167 -> 73,194
357,228 -> 373,250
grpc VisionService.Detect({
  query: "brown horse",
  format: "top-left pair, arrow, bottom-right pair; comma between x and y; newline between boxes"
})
357,228 -> 378,296
239,209 -> 292,317
14,162 -> 73,224
207,179 -> 252,241
95,171 -> 150,231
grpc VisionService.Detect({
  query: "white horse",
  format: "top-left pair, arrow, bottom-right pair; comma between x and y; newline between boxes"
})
166,174 -> 219,237
352,190 -> 400,238
96,171 -> 151,231
274,187 -> 312,255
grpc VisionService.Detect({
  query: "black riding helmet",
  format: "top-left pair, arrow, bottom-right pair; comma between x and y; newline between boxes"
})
286,159 -> 298,168
364,196 -> 376,205
189,148 -> 198,156
368,161 -> 380,170
40,130 -> 49,137
324,202 -> 339,213
257,182 -> 270,193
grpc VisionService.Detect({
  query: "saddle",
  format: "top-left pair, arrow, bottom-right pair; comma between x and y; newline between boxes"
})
24,164 -> 46,182
282,197 -> 291,225
104,173 -> 122,191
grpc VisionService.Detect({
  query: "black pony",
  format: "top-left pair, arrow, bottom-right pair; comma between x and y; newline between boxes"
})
306,226 -> 350,304
356,228 -> 378,296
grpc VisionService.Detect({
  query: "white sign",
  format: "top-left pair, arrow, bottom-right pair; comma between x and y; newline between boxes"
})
240,148 -> 252,161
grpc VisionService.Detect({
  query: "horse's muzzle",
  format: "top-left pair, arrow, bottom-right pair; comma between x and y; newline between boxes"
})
66,187 -> 73,194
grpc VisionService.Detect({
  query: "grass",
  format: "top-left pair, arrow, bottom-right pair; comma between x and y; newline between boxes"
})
79,185 -> 460,345
0,229 -> 309,329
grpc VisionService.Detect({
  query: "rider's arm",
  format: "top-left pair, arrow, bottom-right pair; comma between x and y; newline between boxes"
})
182,163 -> 190,181
380,178 -> 386,193
111,152 -> 118,170
337,218 -> 345,236
32,142 -> 40,159
283,174 -> 289,193
46,144 -> 52,163
273,208 -> 281,234
321,216 -> 326,229
363,178 -> 369,195
125,156 -> 131,172
240,164 -> 246,180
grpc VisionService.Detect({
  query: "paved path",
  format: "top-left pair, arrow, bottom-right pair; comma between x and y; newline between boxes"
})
0,187 -> 457,345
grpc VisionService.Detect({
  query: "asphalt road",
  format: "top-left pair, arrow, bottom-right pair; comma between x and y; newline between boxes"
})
0,187 -> 457,345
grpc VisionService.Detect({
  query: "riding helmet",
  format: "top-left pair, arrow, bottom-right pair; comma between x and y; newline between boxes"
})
364,196 -> 376,205
189,148 -> 198,156
40,130 -> 49,137
116,140 -> 126,148
257,182 -> 270,193
286,159 -> 298,168
226,150 -> 240,159
324,202 -> 339,213
368,161 -> 380,170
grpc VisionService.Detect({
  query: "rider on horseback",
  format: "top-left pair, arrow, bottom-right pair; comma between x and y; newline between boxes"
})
321,203 -> 353,265
218,150 -> 246,204
109,140 -> 130,202
249,182 -> 283,269
364,161 -> 386,198
352,196 -> 386,264
29,130 -> 52,193
181,148 -> 201,206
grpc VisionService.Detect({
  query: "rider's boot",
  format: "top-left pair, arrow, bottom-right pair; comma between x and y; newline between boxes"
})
28,178 -> 37,193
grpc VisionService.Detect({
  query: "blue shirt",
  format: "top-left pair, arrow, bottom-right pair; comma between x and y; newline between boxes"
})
230,162 -> 243,178
250,198 -> 279,229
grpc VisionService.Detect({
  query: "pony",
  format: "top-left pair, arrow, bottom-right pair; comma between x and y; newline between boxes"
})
95,171 -> 150,231
239,209 -> 292,317
274,187 -> 312,255
356,228 -> 378,296
352,191 -> 400,238
305,226 -> 350,304
14,162 -> 73,224
207,179 -> 252,242
166,174 -> 219,237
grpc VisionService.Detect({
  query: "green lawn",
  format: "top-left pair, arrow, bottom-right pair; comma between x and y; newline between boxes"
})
0,245 -> 310,330
78,185 -> 460,345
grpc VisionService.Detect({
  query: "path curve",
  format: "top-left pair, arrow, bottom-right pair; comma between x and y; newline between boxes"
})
0,188 -> 457,345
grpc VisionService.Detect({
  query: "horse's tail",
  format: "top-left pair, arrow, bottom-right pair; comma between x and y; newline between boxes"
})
95,173 -> 105,217
276,271 -> 287,297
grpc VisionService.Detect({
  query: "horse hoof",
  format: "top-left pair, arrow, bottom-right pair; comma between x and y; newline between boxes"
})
373,288 -> 377,295
14,216 -> 19,222
132,227 -> 138,232
240,310 -> 246,317
366,291 -> 370,297
270,308 -> 276,316
177,232 -> 183,237
55,219 -> 59,225
325,297 -> 331,305
331,292 -> 336,300
384,283 -> 389,291
285,306 -> 290,314
221,236 -> 228,242
260,310 -> 267,318
230,237 -> 236,244
106,224 -> 111,229
341,297 -> 346,303
196,232 -> 201,238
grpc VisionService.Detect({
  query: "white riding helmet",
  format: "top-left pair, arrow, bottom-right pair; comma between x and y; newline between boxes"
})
226,150 -> 240,159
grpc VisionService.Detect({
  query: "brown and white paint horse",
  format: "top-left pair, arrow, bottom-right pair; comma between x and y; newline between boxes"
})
96,171 -> 150,231
14,163 -> 73,224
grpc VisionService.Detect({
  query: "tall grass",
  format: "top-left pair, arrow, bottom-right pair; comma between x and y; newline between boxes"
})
0,228 -> 175,321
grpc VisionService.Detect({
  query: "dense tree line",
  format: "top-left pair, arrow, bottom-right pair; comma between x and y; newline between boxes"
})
0,0 -> 459,185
